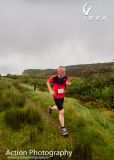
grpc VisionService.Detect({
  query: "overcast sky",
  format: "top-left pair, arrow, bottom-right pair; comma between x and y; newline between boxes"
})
0,0 -> 114,75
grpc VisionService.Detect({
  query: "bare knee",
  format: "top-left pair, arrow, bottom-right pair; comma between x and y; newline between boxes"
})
59,109 -> 64,116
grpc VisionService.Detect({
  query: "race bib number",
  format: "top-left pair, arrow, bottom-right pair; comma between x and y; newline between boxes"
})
58,89 -> 64,94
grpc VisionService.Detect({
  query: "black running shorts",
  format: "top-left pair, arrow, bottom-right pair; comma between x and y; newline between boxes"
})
54,98 -> 64,110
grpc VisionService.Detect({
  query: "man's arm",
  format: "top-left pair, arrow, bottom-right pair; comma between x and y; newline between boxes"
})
66,76 -> 71,86
47,81 -> 56,96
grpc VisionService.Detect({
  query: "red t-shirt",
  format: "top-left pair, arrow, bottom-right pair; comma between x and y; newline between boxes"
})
48,75 -> 70,99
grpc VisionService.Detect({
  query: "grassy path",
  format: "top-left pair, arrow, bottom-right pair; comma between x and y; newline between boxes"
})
0,79 -> 114,160
18,84 -> 77,148
18,83 -> 114,160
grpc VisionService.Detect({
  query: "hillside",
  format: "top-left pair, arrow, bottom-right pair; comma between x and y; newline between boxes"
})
0,78 -> 114,160
22,62 -> 113,76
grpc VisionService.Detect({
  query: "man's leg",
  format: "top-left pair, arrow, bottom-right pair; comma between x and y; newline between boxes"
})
59,109 -> 68,135
51,106 -> 58,110
49,106 -> 58,114
59,109 -> 64,127
54,98 -> 65,127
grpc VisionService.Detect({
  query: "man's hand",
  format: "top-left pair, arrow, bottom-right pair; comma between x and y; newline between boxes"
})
66,81 -> 71,86
50,90 -> 56,96
47,81 -> 55,96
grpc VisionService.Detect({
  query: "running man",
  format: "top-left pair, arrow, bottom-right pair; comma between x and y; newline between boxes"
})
47,66 -> 71,136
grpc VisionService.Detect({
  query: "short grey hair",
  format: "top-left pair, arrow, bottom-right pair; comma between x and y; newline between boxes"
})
58,66 -> 65,71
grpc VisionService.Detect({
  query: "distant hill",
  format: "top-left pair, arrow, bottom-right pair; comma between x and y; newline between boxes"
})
22,62 -> 113,77
23,69 -> 56,76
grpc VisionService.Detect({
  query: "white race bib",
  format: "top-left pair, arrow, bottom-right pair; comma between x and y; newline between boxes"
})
58,89 -> 64,94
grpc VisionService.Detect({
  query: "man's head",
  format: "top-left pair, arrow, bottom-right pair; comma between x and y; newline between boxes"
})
58,66 -> 66,78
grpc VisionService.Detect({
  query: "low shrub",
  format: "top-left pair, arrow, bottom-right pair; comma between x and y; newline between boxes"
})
71,140 -> 92,160
4,106 -> 43,131
0,87 -> 25,111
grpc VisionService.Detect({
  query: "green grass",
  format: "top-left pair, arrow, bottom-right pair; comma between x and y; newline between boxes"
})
0,79 -> 114,160
4,105 -> 43,131
0,82 -> 25,112
18,83 -> 114,160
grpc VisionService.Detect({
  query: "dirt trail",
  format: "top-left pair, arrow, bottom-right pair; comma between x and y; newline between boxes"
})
20,84 -> 76,143
26,98 -> 76,140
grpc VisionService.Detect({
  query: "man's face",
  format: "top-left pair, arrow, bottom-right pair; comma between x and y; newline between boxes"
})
58,68 -> 66,78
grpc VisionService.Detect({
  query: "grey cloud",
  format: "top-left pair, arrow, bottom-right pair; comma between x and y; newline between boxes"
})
0,0 -> 114,75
